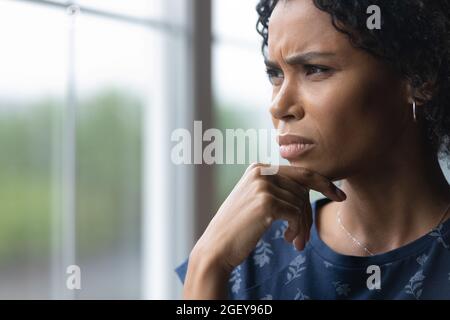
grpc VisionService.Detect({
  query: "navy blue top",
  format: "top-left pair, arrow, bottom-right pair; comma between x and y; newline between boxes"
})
175,197 -> 450,299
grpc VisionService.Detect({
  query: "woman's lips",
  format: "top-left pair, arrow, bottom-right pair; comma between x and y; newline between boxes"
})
277,134 -> 316,159
279,143 -> 315,159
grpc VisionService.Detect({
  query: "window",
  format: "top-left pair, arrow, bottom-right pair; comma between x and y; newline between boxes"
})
0,0 -> 191,299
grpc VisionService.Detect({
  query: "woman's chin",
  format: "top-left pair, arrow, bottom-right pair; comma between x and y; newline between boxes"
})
286,160 -> 343,183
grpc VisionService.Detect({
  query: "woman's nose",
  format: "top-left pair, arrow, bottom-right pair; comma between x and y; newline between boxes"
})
269,83 -> 304,121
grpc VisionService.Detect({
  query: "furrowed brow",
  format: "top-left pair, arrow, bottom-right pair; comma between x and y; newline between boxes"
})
285,51 -> 336,65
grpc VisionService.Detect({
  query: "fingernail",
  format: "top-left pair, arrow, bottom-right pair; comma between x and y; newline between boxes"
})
335,188 -> 347,200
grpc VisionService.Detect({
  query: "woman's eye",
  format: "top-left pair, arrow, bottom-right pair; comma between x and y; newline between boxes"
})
305,65 -> 331,76
265,68 -> 284,86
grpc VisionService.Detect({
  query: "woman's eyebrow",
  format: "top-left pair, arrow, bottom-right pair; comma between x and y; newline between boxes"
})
264,59 -> 281,69
265,51 -> 336,68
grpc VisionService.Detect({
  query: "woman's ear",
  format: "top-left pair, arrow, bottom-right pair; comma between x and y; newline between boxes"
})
406,76 -> 437,106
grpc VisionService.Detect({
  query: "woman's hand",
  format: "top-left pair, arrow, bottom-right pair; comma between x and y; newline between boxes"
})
183,163 -> 346,299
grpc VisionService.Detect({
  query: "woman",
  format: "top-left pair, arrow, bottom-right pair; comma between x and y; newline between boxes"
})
176,0 -> 450,299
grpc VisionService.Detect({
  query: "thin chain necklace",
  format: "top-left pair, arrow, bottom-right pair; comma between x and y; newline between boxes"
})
336,201 -> 450,257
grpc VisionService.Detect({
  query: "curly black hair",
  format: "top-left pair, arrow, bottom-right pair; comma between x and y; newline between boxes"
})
256,0 -> 450,163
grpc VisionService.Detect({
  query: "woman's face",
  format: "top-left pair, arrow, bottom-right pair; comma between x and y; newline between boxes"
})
268,0 -> 411,180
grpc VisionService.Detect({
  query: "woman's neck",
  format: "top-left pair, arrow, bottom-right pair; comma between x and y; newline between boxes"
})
318,148 -> 450,256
